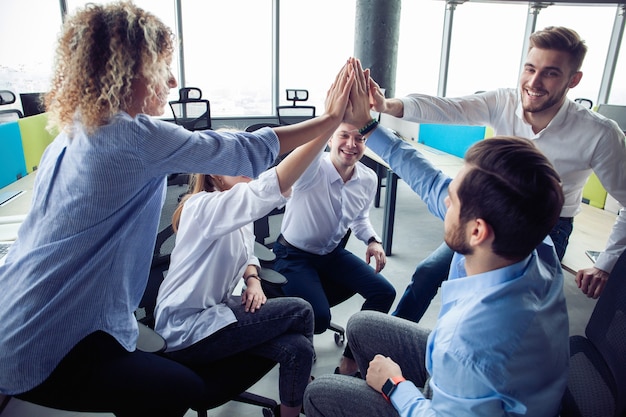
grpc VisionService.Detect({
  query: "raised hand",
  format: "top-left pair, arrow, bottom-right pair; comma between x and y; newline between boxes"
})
345,58 -> 373,128
368,77 -> 387,113
324,59 -> 355,123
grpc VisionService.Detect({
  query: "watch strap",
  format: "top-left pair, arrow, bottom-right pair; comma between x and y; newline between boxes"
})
382,376 -> 406,402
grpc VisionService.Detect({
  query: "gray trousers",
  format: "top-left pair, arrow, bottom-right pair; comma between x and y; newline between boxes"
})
304,311 -> 432,416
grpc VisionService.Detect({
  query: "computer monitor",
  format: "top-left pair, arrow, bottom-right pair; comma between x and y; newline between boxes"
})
596,104 -> 626,133
20,92 -> 46,116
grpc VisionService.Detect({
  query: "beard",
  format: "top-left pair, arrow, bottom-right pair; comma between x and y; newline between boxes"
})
444,225 -> 472,256
521,84 -> 568,114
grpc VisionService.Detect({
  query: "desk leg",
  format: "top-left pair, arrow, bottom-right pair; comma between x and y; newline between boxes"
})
381,170 -> 398,256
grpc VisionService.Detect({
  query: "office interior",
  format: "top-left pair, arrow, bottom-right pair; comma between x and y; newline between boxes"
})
1,1 -> 626,416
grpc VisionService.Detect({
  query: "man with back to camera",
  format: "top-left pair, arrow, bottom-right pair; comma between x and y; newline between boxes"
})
367,26 -> 626,324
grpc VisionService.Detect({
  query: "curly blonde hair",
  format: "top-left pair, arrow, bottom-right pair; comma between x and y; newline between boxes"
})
44,1 -> 175,136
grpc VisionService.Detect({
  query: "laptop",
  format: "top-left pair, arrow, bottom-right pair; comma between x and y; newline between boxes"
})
0,214 -> 26,266
0,241 -> 13,266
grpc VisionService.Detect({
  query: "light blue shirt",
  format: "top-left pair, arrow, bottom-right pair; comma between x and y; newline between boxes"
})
0,113 -> 279,394
367,126 -> 569,417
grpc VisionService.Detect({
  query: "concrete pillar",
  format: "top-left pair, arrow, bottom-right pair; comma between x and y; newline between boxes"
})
354,0 -> 401,99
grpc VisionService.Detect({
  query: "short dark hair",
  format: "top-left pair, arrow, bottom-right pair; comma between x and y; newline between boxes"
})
529,26 -> 587,72
458,136 -> 564,261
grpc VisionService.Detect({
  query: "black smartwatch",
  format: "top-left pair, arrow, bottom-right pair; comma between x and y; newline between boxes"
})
368,236 -> 382,245
381,376 -> 406,402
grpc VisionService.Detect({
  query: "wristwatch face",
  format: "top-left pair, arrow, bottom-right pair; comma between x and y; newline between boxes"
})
382,378 -> 396,400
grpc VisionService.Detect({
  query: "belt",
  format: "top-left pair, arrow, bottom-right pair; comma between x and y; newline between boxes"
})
277,234 -> 296,249
559,217 -> 573,223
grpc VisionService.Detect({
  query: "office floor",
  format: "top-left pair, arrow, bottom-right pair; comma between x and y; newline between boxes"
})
2,180 -> 598,417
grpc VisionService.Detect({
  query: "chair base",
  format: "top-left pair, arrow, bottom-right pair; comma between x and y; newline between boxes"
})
329,322 -> 345,346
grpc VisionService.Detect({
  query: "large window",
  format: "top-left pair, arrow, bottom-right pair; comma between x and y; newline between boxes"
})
608,10 -> 626,105
395,1 -> 444,97
536,3 -> 617,106
1,1 -> 624,117
180,0 -> 273,116
446,1 -> 527,96
0,0 -> 61,108
279,0 -> 355,113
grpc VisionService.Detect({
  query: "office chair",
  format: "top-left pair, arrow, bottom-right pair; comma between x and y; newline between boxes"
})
169,87 -> 212,131
19,92 -> 46,117
0,90 -> 23,124
245,122 -> 281,132
596,104 -> 626,134
276,89 -> 316,125
560,250 -> 626,417
574,97 -> 593,109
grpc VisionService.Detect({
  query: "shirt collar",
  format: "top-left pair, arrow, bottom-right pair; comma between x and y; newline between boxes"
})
442,251 -> 533,305
514,90 -> 570,135
322,153 -> 359,184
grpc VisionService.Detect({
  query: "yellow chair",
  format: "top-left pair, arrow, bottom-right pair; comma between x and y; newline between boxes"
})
17,113 -> 56,173
582,172 -> 607,209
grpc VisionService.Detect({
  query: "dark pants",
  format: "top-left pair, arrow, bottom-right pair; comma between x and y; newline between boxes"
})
393,217 -> 574,323
272,239 -> 396,359
17,331 -> 276,416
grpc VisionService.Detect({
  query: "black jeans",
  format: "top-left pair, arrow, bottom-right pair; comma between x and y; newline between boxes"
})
17,331 -> 205,417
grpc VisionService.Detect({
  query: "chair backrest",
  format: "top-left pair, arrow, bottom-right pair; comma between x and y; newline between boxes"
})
276,105 -> 316,125
0,90 -> 23,124
596,104 -> 626,134
574,98 -> 593,109
19,92 -> 46,117
169,87 -> 211,131
0,110 -> 23,124
0,90 -> 17,106
585,250 -> 626,415
276,88 -> 316,125
245,122 -> 281,132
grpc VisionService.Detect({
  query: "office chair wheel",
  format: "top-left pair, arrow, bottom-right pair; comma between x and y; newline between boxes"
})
263,405 -> 277,416
334,331 -> 345,346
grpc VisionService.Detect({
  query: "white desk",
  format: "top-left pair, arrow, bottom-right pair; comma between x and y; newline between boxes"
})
562,203 -> 616,274
362,139 -> 463,255
0,173 -> 35,241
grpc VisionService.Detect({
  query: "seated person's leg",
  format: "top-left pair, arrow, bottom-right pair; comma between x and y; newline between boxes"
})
304,311 -> 431,417
273,247 -> 332,334
393,242 -> 454,323
166,297 -> 314,364
549,217 -> 573,261
322,248 -> 396,315
17,331 -> 205,417
167,297 -> 314,412
320,248 -> 396,375
304,374 -> 391,417
347,311 -> 430,388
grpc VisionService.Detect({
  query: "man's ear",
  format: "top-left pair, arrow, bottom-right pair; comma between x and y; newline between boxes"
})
569,71 -> 583,89
469,218 -> 493,247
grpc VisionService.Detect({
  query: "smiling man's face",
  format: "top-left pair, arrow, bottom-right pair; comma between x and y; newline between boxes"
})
328,122 -> 368,172
519,47 -> 581,116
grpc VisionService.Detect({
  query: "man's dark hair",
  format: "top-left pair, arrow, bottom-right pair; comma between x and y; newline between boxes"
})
458,136 -> 564,261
